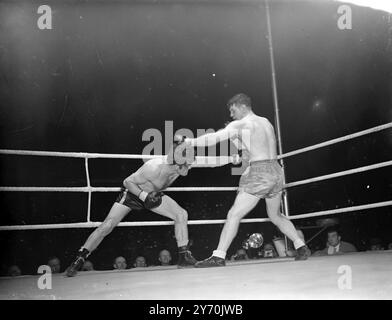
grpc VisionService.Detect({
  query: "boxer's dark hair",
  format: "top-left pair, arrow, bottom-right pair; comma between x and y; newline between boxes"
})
167,140 -> 195,166
227,93 -> 252,109
326,226 -> 340,235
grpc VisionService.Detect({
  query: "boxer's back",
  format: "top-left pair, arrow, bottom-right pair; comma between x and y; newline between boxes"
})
239,114 -> 277,162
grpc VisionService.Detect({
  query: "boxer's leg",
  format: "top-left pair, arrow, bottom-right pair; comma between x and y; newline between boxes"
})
151,195 -> 197,267
266,193 -> 310,260
151,195 -> 189,247
195,192 -> 259,268
83,203 -> 130,252
215,192 -> 260,255
65,203 -> 130,277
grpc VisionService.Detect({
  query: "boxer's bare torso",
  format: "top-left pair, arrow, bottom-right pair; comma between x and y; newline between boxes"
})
228,113 -> 277,163
125,158 -> 188,194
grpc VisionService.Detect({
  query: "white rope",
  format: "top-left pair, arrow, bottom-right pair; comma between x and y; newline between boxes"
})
1,199 -> 390,230
0,186 -> 238,192
1,159 -> 390,193
0,149 -> 159,159
278,122 -> 392,159
1,122 -> 391,231
85,158 -> 92,222
1,122 -> 391,161
284,159 -> 392,188
287,200 -> 392,220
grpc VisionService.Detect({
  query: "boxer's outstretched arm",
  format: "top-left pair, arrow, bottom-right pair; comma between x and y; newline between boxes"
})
190,155 -> 241,168
186,122 -> 240,148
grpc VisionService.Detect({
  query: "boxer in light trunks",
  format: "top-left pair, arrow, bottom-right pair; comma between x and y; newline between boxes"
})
183,93 -> 311,267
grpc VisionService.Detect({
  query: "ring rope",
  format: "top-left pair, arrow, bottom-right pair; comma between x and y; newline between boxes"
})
277,122 -> 392,159
0,199 -> 391,231
284,159 -> 392,188
0,122 -> 391,231
85,158 -> 92,222
1,159 -> 390,192
1,122 -> 391,160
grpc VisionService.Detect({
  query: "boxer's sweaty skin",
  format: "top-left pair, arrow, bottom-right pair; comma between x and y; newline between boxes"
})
188,111 -> 278,163
124,158 -> 188,195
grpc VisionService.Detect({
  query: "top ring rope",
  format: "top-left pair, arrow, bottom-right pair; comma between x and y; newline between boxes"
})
278,122 -> 392,159
1,122 -> 391,160
0,122 -> 391,231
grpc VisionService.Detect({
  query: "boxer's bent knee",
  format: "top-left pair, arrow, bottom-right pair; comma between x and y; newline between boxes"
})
100,218 -> 116,235
227,208 -> 243,222
174,209 -> 188,223
269,212 -> 286,225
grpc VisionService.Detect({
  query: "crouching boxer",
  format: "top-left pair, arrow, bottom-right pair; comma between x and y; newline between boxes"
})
65,140 -> 197,277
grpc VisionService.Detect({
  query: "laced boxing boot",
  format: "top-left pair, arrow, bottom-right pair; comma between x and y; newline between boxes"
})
194,255 -> 226,268
65,248 -> 90,277
295,245 -> 311,261
177,244 -> 198,268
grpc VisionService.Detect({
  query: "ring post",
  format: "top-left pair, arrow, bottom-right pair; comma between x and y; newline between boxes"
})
264,0 -> 290,251
85,157 -> 92,222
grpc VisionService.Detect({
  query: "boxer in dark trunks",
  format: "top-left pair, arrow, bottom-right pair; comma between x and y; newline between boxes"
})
65,140 -> 198,277
183,93 -> 311,267
65,140 -> 239,276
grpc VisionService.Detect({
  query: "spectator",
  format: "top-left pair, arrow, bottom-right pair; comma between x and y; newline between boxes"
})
368,238 -> 384,251
7,265 -> 22,277
47,256 -> 61,273
262,243 -> 278,258
158,249 -> 172,266
312,227 -> 357,256
388,242 -> 392,250
113,256 -> 127,270
82,260 -> 94,271
230,248 -> 249,261
134,256 -> 147,268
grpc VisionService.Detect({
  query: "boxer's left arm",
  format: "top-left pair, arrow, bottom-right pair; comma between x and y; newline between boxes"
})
185,121 -> 240,148
190,154 -> 241,168
123,162 -> 158,197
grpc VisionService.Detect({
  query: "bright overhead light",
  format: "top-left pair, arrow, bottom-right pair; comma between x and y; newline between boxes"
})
334,0 -> 392,14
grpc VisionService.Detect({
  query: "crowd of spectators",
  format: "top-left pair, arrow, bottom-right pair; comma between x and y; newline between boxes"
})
3,226 -> 392,277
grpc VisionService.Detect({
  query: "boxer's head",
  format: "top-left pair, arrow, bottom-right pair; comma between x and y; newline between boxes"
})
227,93 -> 252,120
167,139 -> 195,175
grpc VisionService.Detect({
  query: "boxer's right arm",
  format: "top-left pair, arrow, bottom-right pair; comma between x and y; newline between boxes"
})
123,164 -> 156,199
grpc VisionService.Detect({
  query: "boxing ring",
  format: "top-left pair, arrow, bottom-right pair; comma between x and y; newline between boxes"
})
0,122 -> 392,299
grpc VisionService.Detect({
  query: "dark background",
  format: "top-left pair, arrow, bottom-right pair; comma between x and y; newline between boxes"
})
0,0 -> 391,275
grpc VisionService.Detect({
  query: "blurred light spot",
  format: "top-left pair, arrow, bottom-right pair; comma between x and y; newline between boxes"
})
312,99 -> 324,111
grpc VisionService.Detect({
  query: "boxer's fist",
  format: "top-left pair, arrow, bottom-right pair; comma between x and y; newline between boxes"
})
144,191 -> 163,209
231,154 -> 242,165
174,135 -> 186,144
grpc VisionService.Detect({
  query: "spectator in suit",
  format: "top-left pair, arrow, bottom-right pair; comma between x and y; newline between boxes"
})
312,227 -> 357,256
